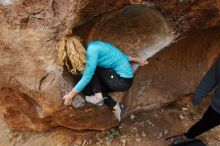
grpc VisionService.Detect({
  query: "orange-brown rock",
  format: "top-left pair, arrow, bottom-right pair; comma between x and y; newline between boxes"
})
0,0 -> 220,131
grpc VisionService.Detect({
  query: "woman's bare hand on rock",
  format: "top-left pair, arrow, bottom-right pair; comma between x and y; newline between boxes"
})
63,94 -> 73,105
138,59 -> 148,66
63,89 -> 78,106
129,56 -> 149,66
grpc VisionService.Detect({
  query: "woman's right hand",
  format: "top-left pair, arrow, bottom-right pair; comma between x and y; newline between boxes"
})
63,89 -> 78,105
63,93 -> 73,105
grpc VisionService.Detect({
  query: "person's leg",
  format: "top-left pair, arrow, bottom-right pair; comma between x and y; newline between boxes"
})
83,68 -> 119,107
96,67 -> 133,121
100,95 -> 116,108
83,73 -> 104,106
172,106 -> 220,144
83,73 -> 101,96
96,67 -> 133,108
185,106 -> 220,138
96,68 -> 133,92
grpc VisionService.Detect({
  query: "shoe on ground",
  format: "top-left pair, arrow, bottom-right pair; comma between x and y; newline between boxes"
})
171,135 -> 194,145
85,95 -> 104,106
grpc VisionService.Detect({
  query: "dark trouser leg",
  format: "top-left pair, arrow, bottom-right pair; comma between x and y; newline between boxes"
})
83,73 -> 102,96
103,95 -> 117,108
83,70 -> 116,107
185,106 -> 220,139
96,68 -> 133,92
96,68 -> 133,108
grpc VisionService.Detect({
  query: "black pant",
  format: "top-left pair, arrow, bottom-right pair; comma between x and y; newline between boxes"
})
83,67 -> 133,108
185,106 -> 220,138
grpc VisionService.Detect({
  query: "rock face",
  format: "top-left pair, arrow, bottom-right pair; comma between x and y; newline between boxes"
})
0,0 -> 128,131
0,0 -> 220,131
153,0 -> 220,32
126,27 -> 220,114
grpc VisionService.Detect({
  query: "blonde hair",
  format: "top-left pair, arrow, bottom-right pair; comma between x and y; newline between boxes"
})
57,36 -> 86,75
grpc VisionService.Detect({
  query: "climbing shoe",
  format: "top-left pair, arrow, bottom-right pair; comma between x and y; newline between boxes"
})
85,95 -> 104,106
169,134 -> 194,145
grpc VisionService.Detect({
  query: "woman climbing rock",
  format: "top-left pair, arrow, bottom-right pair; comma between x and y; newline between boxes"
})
57,36 -> 148,121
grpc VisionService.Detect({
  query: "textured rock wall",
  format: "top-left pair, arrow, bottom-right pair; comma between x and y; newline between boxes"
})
0,0 -> 220,131
0,0 -> 128,131
151,0 -> 220,32
126,27 -> 220,114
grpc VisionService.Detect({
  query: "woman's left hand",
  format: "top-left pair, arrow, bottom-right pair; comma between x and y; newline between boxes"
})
138,59 -> 149,66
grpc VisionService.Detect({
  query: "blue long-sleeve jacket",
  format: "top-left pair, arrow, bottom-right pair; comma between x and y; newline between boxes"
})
73,41 -> 133,92
193,57 -> 220,113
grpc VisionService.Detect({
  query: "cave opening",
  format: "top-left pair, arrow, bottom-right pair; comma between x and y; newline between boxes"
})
73,5 -> 175,73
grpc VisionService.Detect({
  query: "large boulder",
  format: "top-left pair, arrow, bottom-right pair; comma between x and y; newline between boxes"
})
0,0 -> 128,131
0,0 -> 220,131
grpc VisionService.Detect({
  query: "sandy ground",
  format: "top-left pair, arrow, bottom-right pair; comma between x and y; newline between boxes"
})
1,96 -> 220,146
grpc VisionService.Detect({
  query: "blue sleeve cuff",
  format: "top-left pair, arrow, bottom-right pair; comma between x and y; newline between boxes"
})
124,54 -> 130,61
73,86 -> 81,93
